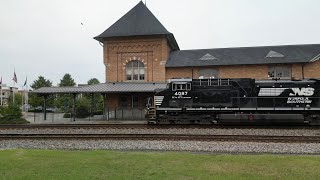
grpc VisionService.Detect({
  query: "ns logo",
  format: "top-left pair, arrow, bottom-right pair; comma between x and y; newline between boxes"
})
289,88 -> 315,96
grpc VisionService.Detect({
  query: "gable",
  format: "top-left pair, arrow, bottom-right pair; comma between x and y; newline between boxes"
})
199,53 -> 218,60
265,50 -> 285,58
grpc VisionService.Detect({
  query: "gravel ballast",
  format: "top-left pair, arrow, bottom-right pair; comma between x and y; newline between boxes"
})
1,128 -> 319,136
1,127 -> 319,154
1,140 -> 320,154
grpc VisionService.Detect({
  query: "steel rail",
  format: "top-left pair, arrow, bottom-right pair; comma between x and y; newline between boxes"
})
0,124 -> 318,130
0,134 -> 319,143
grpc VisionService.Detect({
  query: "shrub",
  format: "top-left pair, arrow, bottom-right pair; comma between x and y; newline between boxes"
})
0,105 -> 23,121
75,106 -> 89,118
63,113 -> 72,118
93,110 -> 103,115
0,105 -> 29,124
0,118 -> 30,124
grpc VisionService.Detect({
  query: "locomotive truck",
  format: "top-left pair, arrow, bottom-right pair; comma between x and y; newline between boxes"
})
146,78 -> 320,125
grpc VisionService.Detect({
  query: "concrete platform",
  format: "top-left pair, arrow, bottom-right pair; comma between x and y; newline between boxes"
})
23,112 -> 147,124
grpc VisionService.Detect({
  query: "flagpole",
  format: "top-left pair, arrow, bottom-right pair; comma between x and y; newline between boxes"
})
24,87 -> 26,112
21,85 -> 24,111
0,84 -> 2,106
13,82 -> 15,104
26,85 -> 28,112
12,70 -> 14,104
23,77 -> 27,112
0,76 -> 2,106
12,70 -> 18,105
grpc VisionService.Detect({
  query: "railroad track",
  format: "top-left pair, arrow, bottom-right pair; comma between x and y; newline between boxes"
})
1,134 -> 319,143
0,124 -> 318,130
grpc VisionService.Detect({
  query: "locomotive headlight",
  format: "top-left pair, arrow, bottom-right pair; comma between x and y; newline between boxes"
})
306,104 -> 311,109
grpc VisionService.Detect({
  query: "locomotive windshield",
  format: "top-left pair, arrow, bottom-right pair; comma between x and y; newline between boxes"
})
172,82 -> 191,91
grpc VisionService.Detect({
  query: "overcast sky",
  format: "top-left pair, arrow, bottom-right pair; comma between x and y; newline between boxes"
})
1,0 -> 320,88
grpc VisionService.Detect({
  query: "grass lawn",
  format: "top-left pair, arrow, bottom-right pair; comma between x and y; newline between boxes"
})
0,149 -> 319,179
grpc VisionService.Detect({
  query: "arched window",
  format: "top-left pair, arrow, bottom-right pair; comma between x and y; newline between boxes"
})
126,60 -> 145,81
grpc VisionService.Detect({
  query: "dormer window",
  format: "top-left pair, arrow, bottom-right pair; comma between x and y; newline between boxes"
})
199,53 -> 218,60
265,50 -> 285,58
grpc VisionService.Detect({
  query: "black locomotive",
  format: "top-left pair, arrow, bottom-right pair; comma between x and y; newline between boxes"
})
147,78 -> 320,125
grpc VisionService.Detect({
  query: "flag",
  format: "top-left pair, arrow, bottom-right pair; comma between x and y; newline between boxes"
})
0,76 -> 2,85
23,77 -> 27,86
12,71 -> 17,83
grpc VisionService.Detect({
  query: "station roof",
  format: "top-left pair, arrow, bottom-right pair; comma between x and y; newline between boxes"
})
94,1 -> 179,50
166,44 -> 320,67
32,82 -> 167,94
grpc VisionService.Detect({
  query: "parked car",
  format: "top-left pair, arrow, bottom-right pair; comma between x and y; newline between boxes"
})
33,106 -> 56,112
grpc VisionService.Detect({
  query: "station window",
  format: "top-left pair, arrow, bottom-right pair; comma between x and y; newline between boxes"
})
198,69 -> 219,79
120,96 -> 129,108
132,96 -> 139,108
268,66 -> 291,79
126,60 -> 145,81
172,83 -> 191,91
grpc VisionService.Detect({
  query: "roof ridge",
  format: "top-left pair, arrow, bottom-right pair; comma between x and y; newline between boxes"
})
105,82 -> 166,84
176,43 -> 320,52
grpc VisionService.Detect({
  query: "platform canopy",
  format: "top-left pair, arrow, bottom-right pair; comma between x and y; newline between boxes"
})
32,82 -> 167,94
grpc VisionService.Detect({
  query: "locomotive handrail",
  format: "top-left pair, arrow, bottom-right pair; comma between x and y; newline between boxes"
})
194,78 -> 232,87
232,80 -> 248,97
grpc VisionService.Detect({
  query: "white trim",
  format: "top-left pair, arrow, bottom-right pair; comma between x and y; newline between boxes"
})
157,108 -> 182,111
156,107 -> 320,111
310,53 -> 320,62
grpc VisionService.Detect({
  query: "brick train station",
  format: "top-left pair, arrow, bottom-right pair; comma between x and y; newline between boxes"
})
34,2 -> 320,119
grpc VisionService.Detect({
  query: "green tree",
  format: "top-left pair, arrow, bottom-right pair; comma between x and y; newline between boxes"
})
31,76 -> 52,89
29,76 -> 53,108
87,78 -> 100,85
86,78 -> 103,113
59,73 -> 76,87
55,74 -> 77,110
75,97 -> 90,118
8,93 -> 22,107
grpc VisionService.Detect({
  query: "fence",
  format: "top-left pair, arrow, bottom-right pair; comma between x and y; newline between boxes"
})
24,108 -> 147,123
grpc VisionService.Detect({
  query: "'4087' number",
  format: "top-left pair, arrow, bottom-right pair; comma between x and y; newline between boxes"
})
174,91 -> 188,96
